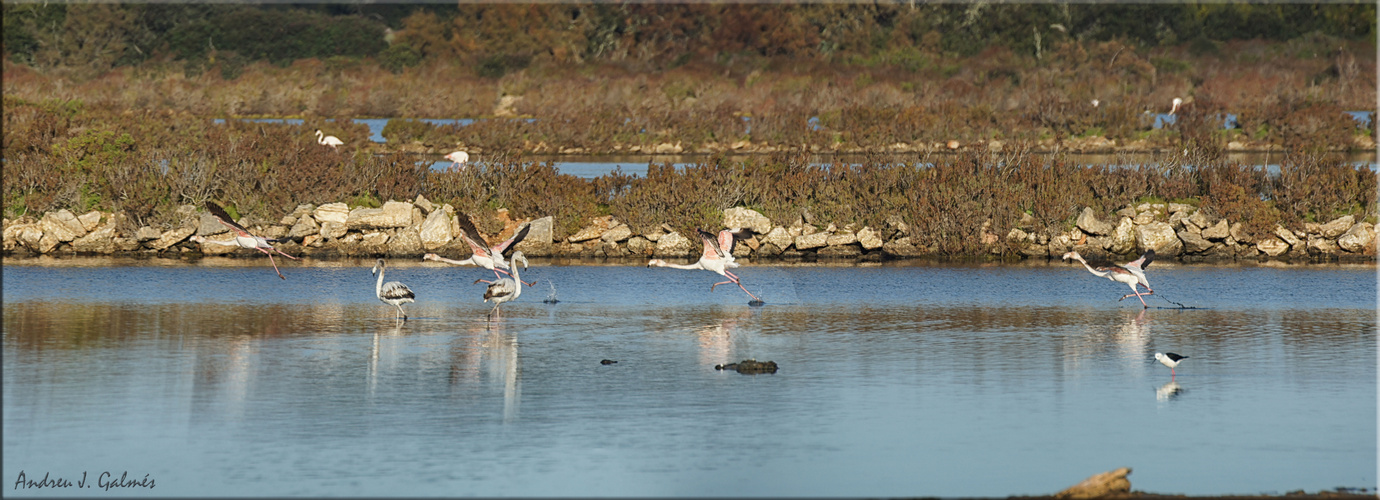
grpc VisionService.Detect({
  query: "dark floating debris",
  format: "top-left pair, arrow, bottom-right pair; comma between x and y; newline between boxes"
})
600,359 -> 617,365
748,299 -> 765,307
714,359 -> 778,374
543,298 -> 560,304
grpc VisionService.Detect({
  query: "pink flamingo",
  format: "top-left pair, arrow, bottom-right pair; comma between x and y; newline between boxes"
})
444,151 -> 469,168
425,214 -> 535,287
1062,250 -> 1156,307
648,228 -> 763,305
190,201 -> 300,280
315,130 -> 344,149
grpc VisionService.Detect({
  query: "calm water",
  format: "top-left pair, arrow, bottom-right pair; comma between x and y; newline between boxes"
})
3,258 -> 1375,497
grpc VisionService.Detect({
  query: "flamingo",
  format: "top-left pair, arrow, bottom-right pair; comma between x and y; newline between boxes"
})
648,228 -> 763,305
475,251 -> 528,319
371,259 -> 416,321
1169,97 -> 1183,115
447,214 -> 536,287
444,151 -> 469,168
190,201 -> 300,280
1155,352 -> 1188,378
315,129 -> 344,149
1062,249 -> 1155,307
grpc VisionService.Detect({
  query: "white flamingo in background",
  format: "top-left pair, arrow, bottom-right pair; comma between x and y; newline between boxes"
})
315,129 -> 344,149
475,251 -> 528,319
444,151 -> 470,168
1062,249 -> 1156,307
371,259 -> 416,321
426,214 -> 535,287
648,228 -> 763,305
1169,97 -> 1183,115
190,201 -> 300,280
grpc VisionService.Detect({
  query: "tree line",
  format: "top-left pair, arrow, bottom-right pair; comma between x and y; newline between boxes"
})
4,3 -> 1374,78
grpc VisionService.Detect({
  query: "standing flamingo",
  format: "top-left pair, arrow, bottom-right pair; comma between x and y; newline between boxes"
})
1062,249 -> 1155,307
444,151 -> 469,168
190,201 -> 300,280
315,129 -> 344,149
371,259 -> 416,321
1169,97 -> 1183,115
475,251 -> 528,319
1155,352 -> 1188,378
648,228 -> 763,305
444,214 -> 535,287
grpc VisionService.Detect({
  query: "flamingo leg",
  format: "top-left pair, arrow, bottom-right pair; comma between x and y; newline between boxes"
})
273,247 -> 299,260
710,277 -> 762,302
473,278 -> 496,285
258,248 -> 286,279
493,266 -> 536,287
395,304 -> 407,321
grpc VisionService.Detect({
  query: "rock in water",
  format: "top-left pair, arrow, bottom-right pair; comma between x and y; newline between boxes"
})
1055,467 -> 1131,499
714,359 -> 778,374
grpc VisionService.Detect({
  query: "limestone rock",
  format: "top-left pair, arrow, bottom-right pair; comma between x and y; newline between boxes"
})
1115,206 -> 1137,218
1273,225 -> 1301,248
1135,221 -> 1182,256
883,215 -> 909,240
289,216 -> 320,240
755,242 -> 783,257
1055,467 -> 1131,499
70,224 -> 117,253
1105,217 -> 1137,255
413,194 -> 435,214
346,201 -> 414,229
1256,237 -> 1290,257
515,216 -> 554,257
625,236 -> 655,256
1201,220 -> 1230,240
856,227 -> 884,250
197,212 -> 230,236
1320,215 -> 1355,239
1337,222 -> 1375,253
314,203 -> 349,224
319,221 -> 348,240
1307,236 -> 1340,255
1077,207 -> 1113,236
136,226 -> 162,242
1187,210 -> 1210,229
568,216 -> 614,243
1168,202 -> 1194,214
419,210 -> 453,250
601,224 -> 633,243
151,227 -> 196,251
794,232 -> 829,250
723,207 -> 773,234
1229,222 -> 1249,242
762,227 -> 793,250
41,210 -> 86,242
1177,229 -> 1213,254
1132,211 -> 1156,225
826,231 -> 857,246
654,231 -> 694,257
77,211 -> 103,232
388,228 -> 423,256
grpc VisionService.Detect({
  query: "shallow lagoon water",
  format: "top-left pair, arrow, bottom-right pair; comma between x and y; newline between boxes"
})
2,258 -> 1374,496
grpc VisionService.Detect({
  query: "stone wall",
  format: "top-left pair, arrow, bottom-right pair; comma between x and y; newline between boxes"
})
3,198 -> 1375,262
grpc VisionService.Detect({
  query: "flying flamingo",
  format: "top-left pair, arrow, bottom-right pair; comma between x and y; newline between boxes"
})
315,129 -> 344,149
1155,352 -> 1188,378
1062,249 -> 1155,307
371,259 -> 416,321
475,251 -> 528,319
190,201 -> 300,280
444,151 -> 469,168
648,228 -> 763,305
428,214 -> 535,287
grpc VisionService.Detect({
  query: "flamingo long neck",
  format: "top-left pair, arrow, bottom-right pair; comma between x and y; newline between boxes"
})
375,265 -> 385,298
508,268 -> 522,300
435,255 -> 474,266
1070,253 -> 1106,277
654,261 -> 704,270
